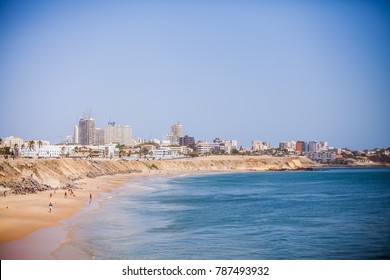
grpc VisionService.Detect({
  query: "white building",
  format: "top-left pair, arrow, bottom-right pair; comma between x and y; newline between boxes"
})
105,124 -> 132,146
169,146 -> 190,155
74,125 -> 79,144
318,141 -> 329,152
160,139 -> 171,146
20,145 -> 61,158
222,140 -> 237,154
151,147 -> 179,159
3,136 -> 24,148
196,141 -> 220,154
252,140 -> 269,151
310,151 -> 336,162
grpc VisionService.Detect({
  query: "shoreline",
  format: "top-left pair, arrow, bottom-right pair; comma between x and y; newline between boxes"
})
1,164 -> 389,259
0,173 -> 140,259
0,155 -> 317,259
0,169 -> 229,259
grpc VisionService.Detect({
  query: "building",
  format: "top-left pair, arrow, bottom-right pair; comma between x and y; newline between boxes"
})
171,122 -> 183,137
74,126 -> 79,144
105,124 -> 132,146
94,128 -> 105,145
296,141 -> 307,154
20,145 -> 62,158
179,135 -> 195,147
79,118 -> 96,145
166,122 -> 184,145
3,136 -> 24,148
318,141 -> 329,151
263,141 -> 271,149
310,151 -> 336,163
151,147 -> 180,159
66,135 -> 75,144
308,141 -> 318,152
252,140 -> 269,151
279,141 -> 296,152
196,141 -> 220,154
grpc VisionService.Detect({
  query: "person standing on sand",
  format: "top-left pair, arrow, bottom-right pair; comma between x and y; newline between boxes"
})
64,192 -> 67,198
89,193 -> 92,205
49,202 -> 53,213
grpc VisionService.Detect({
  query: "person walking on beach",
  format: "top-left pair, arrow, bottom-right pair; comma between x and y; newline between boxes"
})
89,193 -> 92,205
49,202 -> 53,213
64,192 -> 67,198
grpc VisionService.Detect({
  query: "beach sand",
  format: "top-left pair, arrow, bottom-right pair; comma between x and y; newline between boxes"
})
0,172 -> 163,259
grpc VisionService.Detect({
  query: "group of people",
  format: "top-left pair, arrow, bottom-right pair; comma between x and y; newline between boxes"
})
48,189 -> 93,213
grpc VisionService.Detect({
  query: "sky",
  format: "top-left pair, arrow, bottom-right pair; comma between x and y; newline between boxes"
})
0,0 -> 389,150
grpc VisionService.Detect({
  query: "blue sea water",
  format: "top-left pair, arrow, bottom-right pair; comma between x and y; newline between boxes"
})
68,167 -> 390,260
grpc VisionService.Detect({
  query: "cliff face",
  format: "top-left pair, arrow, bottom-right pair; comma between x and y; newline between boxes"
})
0,156 -> 316,194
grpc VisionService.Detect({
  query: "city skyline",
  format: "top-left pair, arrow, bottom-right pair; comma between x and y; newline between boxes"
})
1,0 -> 390,150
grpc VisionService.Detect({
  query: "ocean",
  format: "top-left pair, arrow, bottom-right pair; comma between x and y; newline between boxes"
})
61,167 -> 390,260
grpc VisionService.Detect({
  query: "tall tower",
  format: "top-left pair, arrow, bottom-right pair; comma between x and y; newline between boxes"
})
79,117 -> 96,145
167,122 -> 184,145
171,122 -> 184,137
74,125 -> 79,144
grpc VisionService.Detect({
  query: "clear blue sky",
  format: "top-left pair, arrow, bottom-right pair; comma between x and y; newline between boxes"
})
1,0 -> 389,150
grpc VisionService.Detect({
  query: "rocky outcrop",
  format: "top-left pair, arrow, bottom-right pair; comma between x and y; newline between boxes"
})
0,156 -> 316,194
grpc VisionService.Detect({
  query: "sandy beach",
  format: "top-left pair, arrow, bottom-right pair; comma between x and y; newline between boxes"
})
0,172 -> 167,259
0,156 -> 316,259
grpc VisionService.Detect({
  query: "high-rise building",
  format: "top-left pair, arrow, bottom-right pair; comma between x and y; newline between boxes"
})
296,141 -> 304,154
166,122 -> 184,145
94,128 -> 105,145
179,135 -> 195,146
74,125 -> 79,144
308,141 -> 318,152
302,141 -> 307,152
105,124 -> 132,146
79,117 -> 96,145
171,122 -> 183,137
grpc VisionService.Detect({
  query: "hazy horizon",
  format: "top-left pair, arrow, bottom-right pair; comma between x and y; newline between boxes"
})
1,0 -> 389,150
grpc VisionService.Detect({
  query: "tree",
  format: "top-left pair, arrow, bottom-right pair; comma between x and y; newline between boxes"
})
61,146 -> 66,157
13,144 -> 19,158
38,140 -> 43,149
141,148 -> 150,157
27,140 -> 35,151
